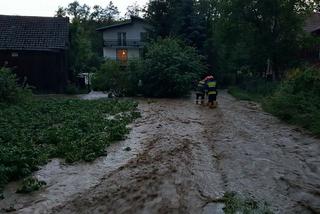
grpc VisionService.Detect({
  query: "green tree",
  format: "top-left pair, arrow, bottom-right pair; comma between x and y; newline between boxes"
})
142,38 -> 207,97
104,1 -> 120,22
145,0 -> 207,49
144,0 -> 172,38
66,1 -> 90,21
68,20 -> 94,77
55,6 -> 66,17
212,0 -> 317,81
125,2 -> 142,18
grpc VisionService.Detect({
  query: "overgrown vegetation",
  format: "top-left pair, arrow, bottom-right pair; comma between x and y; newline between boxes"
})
0,97 -> 139,192
0,68 -> 31,103
229,66 -> 320,136
16,177 -> 47,194
221,192 -> 273,214
91,59 -> 144,96
0,69 -> 140,193
142,38 -> 206,97
263,66 -> 320,135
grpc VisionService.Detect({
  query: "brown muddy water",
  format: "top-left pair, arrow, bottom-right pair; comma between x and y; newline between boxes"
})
1,91 -> 319,214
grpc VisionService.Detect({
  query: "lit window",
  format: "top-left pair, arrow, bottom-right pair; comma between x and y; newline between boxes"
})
116,49 -> 128,62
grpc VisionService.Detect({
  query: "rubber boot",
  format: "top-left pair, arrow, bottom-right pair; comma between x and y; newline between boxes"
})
212,101 -> 218,108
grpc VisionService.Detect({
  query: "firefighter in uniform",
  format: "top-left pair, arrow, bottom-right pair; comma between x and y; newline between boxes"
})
195,79 -> 206,105
205,76 -> 217,108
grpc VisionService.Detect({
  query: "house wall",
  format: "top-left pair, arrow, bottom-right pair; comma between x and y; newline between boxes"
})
0,50 -> 68,92
102,21 -> 148,42
103,48 -> 116,60
128,48 -> 140,58
102,21 -> 148,60
103,47 -> 140,60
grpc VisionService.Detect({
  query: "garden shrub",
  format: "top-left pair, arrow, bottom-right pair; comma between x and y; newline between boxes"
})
142,38 -> 207,97
65,83 -> 80,95
124,59 -> 145,96
91,60 -> 123,93
0,67 -> 30,103
92,59 -> 144,96
263,66 -> 320,135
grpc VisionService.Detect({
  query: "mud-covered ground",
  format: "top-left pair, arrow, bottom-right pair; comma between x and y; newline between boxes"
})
1,91 -> 319,214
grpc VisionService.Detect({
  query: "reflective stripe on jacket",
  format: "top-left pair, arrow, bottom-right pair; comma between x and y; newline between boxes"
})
206,80 -> 217,95
197,80 -> 206,94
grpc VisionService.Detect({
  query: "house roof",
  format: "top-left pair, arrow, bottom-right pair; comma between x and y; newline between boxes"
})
0,15 -> 69,51
304,13 -> 320,33
96,16 -> 146,31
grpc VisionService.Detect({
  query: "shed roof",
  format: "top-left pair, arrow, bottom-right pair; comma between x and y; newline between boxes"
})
304,13 -> 320,33
0,15 -> 69,51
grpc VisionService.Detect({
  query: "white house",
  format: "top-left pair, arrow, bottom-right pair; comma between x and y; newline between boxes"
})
97,17 -> 151,62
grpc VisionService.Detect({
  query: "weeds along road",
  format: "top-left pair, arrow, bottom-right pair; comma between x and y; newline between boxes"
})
2,91 -> 319,214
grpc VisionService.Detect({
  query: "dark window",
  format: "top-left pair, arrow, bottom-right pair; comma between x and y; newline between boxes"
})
117,32 -> 127,46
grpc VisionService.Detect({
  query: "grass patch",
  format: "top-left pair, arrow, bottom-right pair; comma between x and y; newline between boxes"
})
16,177 -> 47,194
229,67 -> 320,136
263,67 -> 320,136
228,86 -> 264,102
222,192 -> 273,214
0,97 -> 140,193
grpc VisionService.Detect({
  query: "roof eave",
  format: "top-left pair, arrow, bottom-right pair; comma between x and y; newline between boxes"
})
96,17 -> 147,32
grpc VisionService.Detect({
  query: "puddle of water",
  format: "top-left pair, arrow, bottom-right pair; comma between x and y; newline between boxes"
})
202,203 -> 225,214
78,91 -> 109,100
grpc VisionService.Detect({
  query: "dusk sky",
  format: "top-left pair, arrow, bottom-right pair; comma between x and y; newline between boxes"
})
0,0 -> 149,17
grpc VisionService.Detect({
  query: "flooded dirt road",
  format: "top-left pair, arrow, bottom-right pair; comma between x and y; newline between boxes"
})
1,91 -> 319,214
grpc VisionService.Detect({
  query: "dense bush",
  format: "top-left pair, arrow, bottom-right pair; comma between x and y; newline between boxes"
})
263,66 -> 320,135
92,59 -> 144,96
0,67 -> 30,103
125,59 -> 145,96
0,97 -> 139,192
142,38 -> 207,97
92,60 -> 122,92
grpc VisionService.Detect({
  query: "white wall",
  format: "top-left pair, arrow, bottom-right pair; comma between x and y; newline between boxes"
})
128,48 -> 140,58
102,21 -> 149,41
103,48 -> 117,60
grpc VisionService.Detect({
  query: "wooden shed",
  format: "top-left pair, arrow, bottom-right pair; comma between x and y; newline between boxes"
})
0,15 -> 69,92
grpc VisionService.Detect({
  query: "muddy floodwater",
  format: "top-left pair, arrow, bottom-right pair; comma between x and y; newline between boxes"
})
1,91 -> 319,214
